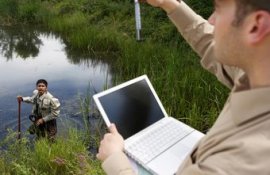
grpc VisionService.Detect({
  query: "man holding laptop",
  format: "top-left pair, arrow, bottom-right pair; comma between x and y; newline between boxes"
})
97,0 -> 270,174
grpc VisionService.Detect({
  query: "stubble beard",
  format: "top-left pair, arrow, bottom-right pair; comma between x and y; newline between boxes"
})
215,29 -> 243,67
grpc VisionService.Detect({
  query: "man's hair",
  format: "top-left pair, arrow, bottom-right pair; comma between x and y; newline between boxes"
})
36,79 -> 48,87
234,0 -> 270,26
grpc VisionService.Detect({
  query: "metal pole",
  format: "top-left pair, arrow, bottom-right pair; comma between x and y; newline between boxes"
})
18,100 -> 21,139
134,0 -> 142,41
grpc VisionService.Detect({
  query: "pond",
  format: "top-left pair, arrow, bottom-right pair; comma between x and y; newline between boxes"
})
0,26 -> 112,140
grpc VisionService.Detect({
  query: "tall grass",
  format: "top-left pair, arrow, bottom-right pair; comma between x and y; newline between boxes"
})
0,129 -> 104,174
78,85 -> 107,151
0,86 -> 107,174
0,0 -> 18,25
114,41 -> 229,132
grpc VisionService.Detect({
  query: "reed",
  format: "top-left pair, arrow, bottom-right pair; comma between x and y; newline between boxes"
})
48,12 -> 88,33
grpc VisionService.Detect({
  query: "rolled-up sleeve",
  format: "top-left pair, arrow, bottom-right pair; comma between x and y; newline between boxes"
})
102,152 -> 136,175
22,90 -> 38,104
168,2 -> 242,89
177,136 -> 270,175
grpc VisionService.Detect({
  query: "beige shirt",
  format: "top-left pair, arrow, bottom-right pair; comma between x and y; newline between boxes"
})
102,2 -> 270,175
22,90 -> 61,122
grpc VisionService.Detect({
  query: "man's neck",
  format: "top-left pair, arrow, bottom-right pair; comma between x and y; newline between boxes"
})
38,91 -> 47,97
247,58 -> 270,89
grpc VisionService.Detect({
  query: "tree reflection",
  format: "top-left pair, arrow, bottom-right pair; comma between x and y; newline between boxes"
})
0,26 -> 42,60
0,26 -> 116,76
64,42 -> 116,72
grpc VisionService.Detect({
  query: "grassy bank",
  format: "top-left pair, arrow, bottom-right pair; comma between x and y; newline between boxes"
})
0,0 -> 229,132
0,90 -> 105,174
0,130 -> 103,174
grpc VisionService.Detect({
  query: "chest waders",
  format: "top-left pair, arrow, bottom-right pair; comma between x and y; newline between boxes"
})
28,95 -> 57,142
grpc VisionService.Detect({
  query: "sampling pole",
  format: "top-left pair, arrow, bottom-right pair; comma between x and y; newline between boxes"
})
134,0 -> 142,41
18,99 -> 21,139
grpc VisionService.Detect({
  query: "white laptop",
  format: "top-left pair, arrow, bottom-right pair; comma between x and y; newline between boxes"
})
93,75 -> 204,175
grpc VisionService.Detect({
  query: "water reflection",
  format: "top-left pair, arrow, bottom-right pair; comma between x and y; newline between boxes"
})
0,26 -> 112,139
0,26 -> 42,60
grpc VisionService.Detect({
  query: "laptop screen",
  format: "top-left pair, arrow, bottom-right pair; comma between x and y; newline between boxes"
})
96,76 -> 166,139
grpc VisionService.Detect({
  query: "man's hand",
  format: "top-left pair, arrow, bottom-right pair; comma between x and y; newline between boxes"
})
96,124 -> 124,161
146,0 -> 165,7
139,0 -> 164,7
36,118 -> 44,126
17,96 -> 23,103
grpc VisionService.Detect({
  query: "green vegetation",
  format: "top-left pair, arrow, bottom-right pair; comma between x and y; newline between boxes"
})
78,86 -> 106,150
0,89 -> 105,174
0,130 -> 103,174
0,0 -> 229,132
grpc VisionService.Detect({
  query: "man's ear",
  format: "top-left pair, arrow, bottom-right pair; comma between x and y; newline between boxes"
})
247,11 -> 270,44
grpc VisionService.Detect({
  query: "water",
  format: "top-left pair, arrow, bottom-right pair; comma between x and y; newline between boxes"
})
0,26 -> 112,140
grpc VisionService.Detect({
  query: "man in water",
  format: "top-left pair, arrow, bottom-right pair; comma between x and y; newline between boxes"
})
17,79 -> 60,141
97,0 -> 270,174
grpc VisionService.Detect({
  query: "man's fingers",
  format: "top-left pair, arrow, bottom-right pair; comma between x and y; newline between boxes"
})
17,96 -> 22,102
109,123 -> 118,134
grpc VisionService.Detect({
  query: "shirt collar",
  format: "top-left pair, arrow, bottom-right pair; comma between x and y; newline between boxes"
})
38,91 -> 47,100
231,87 -> 270,126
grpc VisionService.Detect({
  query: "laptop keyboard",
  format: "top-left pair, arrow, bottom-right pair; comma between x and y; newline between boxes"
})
126,118 -> 193,164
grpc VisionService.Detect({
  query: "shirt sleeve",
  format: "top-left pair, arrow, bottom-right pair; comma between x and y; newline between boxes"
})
176,135 -> 270,175
167,2 -> 243,89
102,152 -> 137,175
43,97 -> 61,122
22,90 -> 38,104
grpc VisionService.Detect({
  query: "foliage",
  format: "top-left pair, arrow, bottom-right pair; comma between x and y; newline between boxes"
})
18,0 -> 41,23
0,0 -> 18,17
78,85 -> 106,151
186,0 -> 213,18
0,129 -> 104,174
0,0 -> 18,24
0,0 -> 213,44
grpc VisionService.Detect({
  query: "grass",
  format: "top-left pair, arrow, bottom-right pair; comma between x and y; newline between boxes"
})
0,87 -> 106,174
0,129 -> 104,174
113,41 -> 229,132
78,85 -> 107,150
